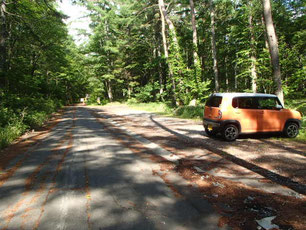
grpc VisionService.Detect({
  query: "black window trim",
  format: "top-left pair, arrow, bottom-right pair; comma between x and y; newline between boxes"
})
232,96 -> 283,110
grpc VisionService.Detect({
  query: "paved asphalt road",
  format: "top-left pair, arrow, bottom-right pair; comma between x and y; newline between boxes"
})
0,107 -> 224,230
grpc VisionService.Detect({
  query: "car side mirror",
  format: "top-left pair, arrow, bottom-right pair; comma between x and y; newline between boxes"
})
275,105 -> 283,110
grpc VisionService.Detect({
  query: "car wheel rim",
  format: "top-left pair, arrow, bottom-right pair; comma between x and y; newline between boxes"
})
287,125 -> 298,137
225,127 -> 237,140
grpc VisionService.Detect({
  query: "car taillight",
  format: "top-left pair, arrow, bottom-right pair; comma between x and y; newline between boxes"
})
218,110 -> 222,119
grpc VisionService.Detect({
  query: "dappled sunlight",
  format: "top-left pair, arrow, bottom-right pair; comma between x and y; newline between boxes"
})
0,105 -> 305,230
89,105 -> 306,228
0,106 -> 222,229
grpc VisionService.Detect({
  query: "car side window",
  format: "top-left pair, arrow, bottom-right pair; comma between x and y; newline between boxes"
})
258,97 -> 281,109
232,97 -> 259,109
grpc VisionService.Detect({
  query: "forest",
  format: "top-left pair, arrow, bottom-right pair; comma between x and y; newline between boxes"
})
0,0 -> 305,148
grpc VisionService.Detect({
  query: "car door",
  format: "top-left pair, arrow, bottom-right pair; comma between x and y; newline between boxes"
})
232,97 -> 260,133
258,97 -> 283,132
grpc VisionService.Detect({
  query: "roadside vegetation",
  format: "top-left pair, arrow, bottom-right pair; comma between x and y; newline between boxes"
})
0,1 -> 87,150
106,100 -> 203,120
0,97 -> 62,149
126,100 -> 173,116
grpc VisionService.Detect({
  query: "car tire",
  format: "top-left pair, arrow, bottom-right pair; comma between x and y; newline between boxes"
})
205,127 -> 217,137
222,124 -> 239,141
283,122 -> 299,138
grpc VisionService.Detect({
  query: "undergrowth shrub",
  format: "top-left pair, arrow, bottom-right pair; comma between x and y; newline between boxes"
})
0,95 -> 64,150
24,111 -> 48,129
0,121 -> 27,149
0,107 -> 18,127
126,98 -> 138,104
126,101 -> 173,114
174,106 -> 204,119
87,95 -> 108,105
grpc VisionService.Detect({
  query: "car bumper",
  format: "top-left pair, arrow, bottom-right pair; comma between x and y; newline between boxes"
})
203,118 -> 221,131
203,118 -> 221,127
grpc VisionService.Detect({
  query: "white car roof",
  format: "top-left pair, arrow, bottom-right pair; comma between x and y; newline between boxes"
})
211,93 -> 278,98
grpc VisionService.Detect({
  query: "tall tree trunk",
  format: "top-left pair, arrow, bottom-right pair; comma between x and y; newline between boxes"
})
159,2 -> 169,60
158,0 -> 177,103
189,0 -> 201,92
225,56 -> 229,92
209,0 -> 219,92
234,60 -> 238,90
159,0 -> 179,46
154,18 -> 164,99
248,3 -> 257,93
157,48 -> 164,98
0,0 -> 8,88
262,0 -> 284,104
261,15 -> 270,50
106,80 -> 113,102
189,0 -> 200,67
201,54 -> 206,80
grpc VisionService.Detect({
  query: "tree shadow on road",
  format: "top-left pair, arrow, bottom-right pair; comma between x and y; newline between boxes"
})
149,115 -> 306,196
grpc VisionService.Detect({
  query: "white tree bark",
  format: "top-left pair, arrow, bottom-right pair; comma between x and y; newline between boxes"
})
157,48 -> 164,97
0,0 -> 7,84
106,79 -> 113,102
262,0 -> 284,104
159,1 -> 169,59
158,0 -> 179,46
189,0 -> 199,66
209,0 -> 219,92
158,0 -> 177,102
248,3 -> 257,93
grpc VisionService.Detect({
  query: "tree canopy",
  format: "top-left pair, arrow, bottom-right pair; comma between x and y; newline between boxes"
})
77,0 -> 305,104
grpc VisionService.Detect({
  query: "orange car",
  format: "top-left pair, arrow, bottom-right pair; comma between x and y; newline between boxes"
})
203,93 -> 302,141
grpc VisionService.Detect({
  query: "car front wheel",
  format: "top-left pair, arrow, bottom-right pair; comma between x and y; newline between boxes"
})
222,124 -> 239,141
283,122 -> 299,138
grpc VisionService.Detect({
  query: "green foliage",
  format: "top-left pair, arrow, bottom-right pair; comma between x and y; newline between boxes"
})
126,98 -> 139,105
134,82 -> 159,103
174,106 -> 204,119
87,96 -> 108,105
125,101 -> 173,115
79,0 -> 304,111
0,1 -> 88,149
0,93 -> 63,149
0,95 -> 62,149
24,112 -> 48,130
1,0 -> 305,148
125,100 -> 204,120
0,107 -> 18,127
0,121 -> 27,149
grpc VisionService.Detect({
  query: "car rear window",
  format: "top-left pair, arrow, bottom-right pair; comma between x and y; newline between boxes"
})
206,96 -> 222,107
